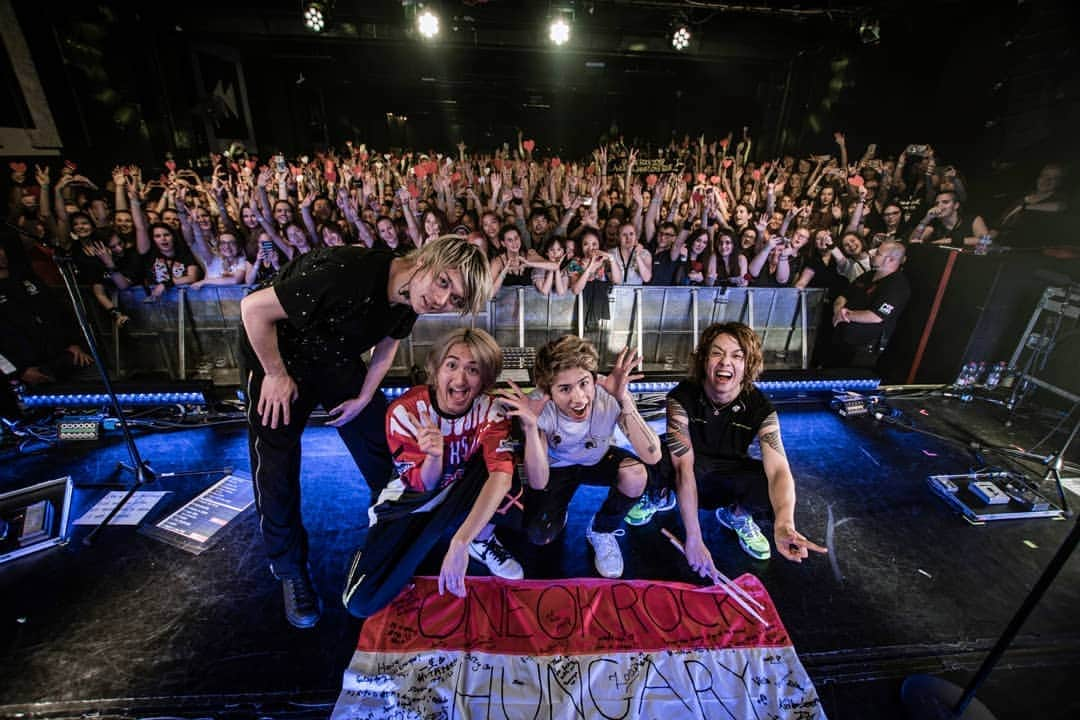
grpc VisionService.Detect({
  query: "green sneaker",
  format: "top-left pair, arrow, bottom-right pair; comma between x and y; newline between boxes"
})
625,489 -> 676,527
625,495 -> 657,526
715,506 -> 771,560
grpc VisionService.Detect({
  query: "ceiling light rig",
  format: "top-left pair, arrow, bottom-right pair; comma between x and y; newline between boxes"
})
417,8 -> 440,39
672,25 -> 691,51
303,2 -> 325,32
549,17 -> 571,46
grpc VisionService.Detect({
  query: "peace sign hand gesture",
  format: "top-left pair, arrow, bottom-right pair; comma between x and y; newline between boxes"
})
406,409 -> 444,460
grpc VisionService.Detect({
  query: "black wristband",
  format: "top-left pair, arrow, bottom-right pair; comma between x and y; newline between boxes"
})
108,307 -> 121,317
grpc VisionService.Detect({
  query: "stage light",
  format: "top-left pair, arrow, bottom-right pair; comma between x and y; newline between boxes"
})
858,18 -> 881,45
672,25 -> 691,50
417,9 -> 440,38
549,18 -> 570,46
303,2 -> 325,32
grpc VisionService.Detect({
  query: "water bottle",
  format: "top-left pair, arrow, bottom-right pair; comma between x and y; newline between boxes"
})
974,361 -> 988,386
985,361 -> 1006,390
954,361 -> 977,387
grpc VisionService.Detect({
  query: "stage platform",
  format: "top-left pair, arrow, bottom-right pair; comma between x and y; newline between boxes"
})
1,394 -> 1078,719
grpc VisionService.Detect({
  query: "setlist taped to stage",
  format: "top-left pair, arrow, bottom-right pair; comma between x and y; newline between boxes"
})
141,473 -> 254,554
75,491 -> 170,526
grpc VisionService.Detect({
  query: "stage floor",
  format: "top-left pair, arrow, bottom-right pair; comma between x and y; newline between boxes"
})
1,394 -> 1078,719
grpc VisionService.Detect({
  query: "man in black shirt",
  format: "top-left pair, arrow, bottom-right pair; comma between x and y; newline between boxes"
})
648,222 -> 685,285
240,236 -> 490,628
910,190 -> 991,248
828,241 -> 910,367
629,322 -> 826,575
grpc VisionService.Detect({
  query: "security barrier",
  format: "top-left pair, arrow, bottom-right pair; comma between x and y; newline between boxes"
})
82,285 -> 825,384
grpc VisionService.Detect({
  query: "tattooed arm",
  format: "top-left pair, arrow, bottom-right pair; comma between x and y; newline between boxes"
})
667,398 -> 718,580
758,411 -> 826,563
617,396 -> 662,465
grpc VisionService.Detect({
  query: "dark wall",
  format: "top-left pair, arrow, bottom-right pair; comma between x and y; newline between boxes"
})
4,1 -> 1077,189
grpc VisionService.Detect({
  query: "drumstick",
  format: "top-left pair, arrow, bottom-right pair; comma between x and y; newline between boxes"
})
661,528 -> 769,626
660,527 -> 764,611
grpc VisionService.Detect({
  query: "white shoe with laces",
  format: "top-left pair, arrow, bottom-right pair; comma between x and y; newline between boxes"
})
585,518 -> 626,578
468,534 -> 524,580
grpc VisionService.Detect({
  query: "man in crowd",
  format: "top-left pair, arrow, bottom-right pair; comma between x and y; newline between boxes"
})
240,236 -> 490,628
627,322 -> 826,575
828,240 -> 910,368
910,190 -> 991,247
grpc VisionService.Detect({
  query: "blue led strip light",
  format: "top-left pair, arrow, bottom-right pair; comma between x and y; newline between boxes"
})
20,392 -> 207,407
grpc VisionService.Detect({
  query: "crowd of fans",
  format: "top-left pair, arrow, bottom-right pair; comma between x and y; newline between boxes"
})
1,129 -> 1071,389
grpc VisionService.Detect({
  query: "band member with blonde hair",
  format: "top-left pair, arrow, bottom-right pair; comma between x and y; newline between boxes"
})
241,236 -> 491,628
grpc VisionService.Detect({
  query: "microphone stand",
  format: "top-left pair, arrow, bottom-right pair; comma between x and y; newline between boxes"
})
48,248 -> 229,545
901,513 -> 1080,719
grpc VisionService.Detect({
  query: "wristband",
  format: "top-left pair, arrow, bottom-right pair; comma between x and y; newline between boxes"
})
108,307 -> 121,317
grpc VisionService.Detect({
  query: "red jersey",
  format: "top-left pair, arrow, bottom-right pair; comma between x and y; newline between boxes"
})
386,385 -> 515,492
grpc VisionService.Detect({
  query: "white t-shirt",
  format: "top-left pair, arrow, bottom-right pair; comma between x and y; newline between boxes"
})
205,254 -> 250,280
533,384 -> 621,468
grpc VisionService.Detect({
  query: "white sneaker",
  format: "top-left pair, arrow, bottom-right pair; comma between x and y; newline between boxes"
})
585,519 -> 625,578
468,535 -> 524,580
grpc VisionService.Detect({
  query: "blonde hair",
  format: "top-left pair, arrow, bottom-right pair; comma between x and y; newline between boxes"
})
406,235 -> 492,315
532,335 -> 599,393
425,328 -> 503,393
690,322 -> 763,393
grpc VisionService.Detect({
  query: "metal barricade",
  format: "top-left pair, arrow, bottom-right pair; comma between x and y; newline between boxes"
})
82,285 -> 824,383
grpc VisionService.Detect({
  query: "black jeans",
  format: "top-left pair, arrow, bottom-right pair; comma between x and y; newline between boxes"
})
245,364 -> 391,579
343,456 -> 522,618
651,445 -> 771,515
523,446 -> 643,544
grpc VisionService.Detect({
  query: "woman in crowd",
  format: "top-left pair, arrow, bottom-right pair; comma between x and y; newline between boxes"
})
489,224 -> 557,295
679,229 -> 716,286
533,236 -> 571,296
795,229 -> 846,295
245,230 -> 287,285
835,231 -> 872,283
479,210 -> 503,258
140,223 -> 200,299
403,205 -> 449,248
191,233 -> 250,289
713,232 -> 748,287
749,235 -> 791,287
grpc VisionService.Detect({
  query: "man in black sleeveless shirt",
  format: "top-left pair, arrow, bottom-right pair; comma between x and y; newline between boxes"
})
628,322 -> 826,576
